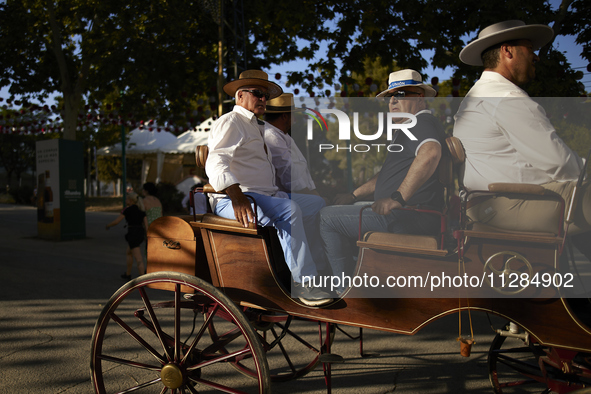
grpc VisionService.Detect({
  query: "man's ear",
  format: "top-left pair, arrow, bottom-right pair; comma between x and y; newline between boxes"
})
500,43 -> 514,60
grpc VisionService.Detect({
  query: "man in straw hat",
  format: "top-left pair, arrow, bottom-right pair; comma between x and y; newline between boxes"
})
320,69 -> 447,293
264,93 -> 321,196
264,92 -> 328,273
454,21 -> 591,256
205,70 -> 332,306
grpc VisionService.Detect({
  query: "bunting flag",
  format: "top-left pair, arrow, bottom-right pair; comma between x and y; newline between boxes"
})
0,73 -> 449,134
0,97 -> 216,135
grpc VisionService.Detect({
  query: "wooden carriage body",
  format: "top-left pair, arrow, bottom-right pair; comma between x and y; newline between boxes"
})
91,138 -> 591,394
146,211 -> 591,354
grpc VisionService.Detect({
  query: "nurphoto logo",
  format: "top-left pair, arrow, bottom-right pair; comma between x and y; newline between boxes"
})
305,108 -> 418,152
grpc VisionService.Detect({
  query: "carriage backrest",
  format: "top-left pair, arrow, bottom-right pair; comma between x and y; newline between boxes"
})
444,136 -> 465,192
446,136 -> 465,166
196,145 -> 208,169
195,145 -> 217,194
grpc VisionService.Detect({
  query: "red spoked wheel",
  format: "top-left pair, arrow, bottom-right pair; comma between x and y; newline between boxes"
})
90,272 -> 270,393
208,309 -> 334,382
488,323 -> 591,393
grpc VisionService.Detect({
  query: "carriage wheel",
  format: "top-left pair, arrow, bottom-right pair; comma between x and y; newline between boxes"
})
208,309 -> 335,382
90,272 -> 270,393
488,323 -> 550,393
489,323 -> 591,393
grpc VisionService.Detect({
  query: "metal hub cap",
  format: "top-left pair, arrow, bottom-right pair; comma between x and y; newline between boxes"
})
161,364 -> 184,389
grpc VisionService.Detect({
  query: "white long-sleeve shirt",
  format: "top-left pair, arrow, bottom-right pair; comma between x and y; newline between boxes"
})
453,71 -> 582,191
263,122 -> 316,193
205,105 -> 278,209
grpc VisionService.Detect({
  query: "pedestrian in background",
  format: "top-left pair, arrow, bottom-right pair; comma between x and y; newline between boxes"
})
141,182 -> 163,228
106,191 -> 147,280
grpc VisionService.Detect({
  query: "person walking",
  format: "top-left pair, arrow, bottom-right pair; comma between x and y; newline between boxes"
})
106,191 -> 148,279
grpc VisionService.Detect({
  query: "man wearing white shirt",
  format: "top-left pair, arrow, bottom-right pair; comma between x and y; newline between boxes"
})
264,93 -> 327,272
454,21 -> 590,242
205,70 -> 332,306
320,70 -> 446,291
264,93 -> 320,195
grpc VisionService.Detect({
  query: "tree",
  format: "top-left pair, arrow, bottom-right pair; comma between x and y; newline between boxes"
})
1,0 -> 589,146
0,133 -> 39,189
0,0 -> 220,141
264,0 -> 589,97
0,107 -> 54,189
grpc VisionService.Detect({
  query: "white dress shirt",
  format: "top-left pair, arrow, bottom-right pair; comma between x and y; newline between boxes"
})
263,122 -> 316,193
453,71 -> 582,191
206,105 -> 278,209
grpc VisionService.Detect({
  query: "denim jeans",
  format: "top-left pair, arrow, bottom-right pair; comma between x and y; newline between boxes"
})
290,193 -> 328,271
214,192 -> 325,283
319,204 -> 441,289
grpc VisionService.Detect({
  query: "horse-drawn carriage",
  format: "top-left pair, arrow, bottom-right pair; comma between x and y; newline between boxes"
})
90,137 -> 591,393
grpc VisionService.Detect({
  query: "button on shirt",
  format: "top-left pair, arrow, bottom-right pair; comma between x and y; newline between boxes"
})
453,71 -> 582,191
206,105 -> 278,209
263,122 -> 316,193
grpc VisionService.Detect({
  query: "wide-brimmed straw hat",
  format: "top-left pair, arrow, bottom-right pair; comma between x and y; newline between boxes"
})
459,20 -> 554,66
376,69 -> 437,98
265,93 -> 305,114
223,70 -> 283,99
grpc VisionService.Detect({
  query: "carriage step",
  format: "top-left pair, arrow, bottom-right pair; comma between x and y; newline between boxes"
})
319,353 -> 345,364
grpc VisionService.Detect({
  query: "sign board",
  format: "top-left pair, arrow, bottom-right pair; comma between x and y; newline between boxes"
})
36,139 -> 86,240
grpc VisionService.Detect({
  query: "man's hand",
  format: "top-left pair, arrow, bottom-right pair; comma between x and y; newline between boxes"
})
225,184 -> 256,227
371,197 -> 402,215
333,192 -> 356,205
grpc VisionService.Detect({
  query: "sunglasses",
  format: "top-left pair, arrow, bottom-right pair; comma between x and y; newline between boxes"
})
383,90 -> 422,101
240,89 -> 271,100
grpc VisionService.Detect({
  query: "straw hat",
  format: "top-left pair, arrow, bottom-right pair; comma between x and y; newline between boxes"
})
265,93 -> 305,114
376,69 -> 437,98
223,70 -> 283,99
459,20 -> 554,66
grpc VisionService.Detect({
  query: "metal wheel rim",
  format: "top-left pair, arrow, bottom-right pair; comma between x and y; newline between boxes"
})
90,272 -> 270,393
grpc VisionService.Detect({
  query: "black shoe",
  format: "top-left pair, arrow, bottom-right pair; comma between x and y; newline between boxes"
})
120,273 -> 131,280
293,282 -> 333,307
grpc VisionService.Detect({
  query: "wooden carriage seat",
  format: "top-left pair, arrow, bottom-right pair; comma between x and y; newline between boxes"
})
357,138 -> 457,257
193,145 -> 291,287
446,136 -> 564,245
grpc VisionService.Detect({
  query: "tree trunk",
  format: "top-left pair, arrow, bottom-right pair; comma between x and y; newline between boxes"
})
62,92 -> 80,141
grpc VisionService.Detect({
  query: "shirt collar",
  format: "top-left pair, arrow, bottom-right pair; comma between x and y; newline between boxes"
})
233,105 -> 258,122
480,71 -> 514,85
399,108 -> 431,124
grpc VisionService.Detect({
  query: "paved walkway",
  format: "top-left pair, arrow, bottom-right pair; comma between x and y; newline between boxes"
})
0,204 -> 507,393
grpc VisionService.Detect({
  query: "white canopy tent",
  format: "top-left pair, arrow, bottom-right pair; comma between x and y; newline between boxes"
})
157,125 -> 210,155
96,124 -> 177,184
156,117 -> 216,188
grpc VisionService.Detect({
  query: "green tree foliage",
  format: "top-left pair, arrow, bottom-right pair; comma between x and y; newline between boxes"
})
97,156 -> 142,183
0,133 -> 39,188
0,0 -> 219,140
1,0 -> 589,146
0,107 -> 56,189
271,0 -> 589,97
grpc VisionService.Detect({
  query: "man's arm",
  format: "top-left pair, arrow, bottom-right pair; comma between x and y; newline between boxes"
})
205,115 -> 242,193
333,174 -> 378,205
205,115 -> 256,227
224,183 -> 256,227
371,141 -> 441,214
264,129 -> 291,191
497,97 -> 583,180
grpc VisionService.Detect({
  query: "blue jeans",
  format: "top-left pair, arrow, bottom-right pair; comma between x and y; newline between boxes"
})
319,204 -> 441,286
214,192 -> 325,283
290,193 -> 328,272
